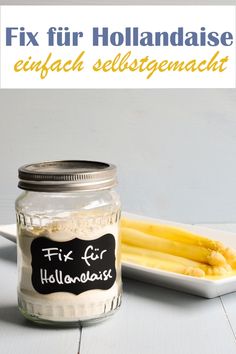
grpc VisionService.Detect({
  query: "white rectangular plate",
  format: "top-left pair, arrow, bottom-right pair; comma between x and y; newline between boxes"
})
122,213 -> 236,298
1,215 -> 236,298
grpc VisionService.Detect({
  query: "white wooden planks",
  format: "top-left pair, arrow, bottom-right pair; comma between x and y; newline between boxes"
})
81,278 -> 236,354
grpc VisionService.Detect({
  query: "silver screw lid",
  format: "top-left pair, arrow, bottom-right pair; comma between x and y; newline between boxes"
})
18,160 -> 117,192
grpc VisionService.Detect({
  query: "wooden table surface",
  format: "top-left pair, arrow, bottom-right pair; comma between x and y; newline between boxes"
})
1,224 -> 236,354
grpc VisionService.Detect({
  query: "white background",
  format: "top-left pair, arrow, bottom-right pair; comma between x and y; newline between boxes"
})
0,5 -> 235,88
1,89 -> 236,224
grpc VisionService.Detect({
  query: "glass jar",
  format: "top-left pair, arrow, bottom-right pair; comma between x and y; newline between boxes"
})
15,160 -> 122,326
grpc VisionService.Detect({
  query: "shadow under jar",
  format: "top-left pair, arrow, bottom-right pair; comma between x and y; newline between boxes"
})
15,160 -> 122,326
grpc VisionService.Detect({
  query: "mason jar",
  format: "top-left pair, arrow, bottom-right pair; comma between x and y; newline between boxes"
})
15,160 -> 122,326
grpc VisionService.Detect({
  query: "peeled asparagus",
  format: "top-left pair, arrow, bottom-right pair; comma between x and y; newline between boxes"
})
121,218 -> 236,267
121,227 -> 227,267
122,251 -> 205,277
122,243 -> 231,276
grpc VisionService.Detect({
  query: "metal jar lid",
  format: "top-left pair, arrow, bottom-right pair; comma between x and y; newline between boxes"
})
18,160 -> 117,192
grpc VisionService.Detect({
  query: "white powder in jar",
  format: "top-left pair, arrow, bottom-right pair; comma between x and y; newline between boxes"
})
18,214 -> 122,322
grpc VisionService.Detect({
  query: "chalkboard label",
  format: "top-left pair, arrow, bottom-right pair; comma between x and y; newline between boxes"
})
31,234 -> 116,295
